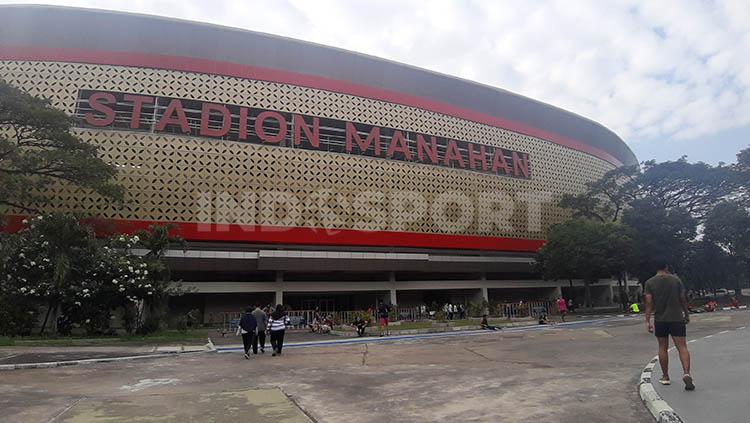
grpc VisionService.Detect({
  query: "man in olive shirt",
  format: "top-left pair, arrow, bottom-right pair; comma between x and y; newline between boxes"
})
644,262 -> 695,390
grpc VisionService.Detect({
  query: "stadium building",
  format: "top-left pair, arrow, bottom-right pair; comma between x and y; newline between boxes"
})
0,5 -> 639,322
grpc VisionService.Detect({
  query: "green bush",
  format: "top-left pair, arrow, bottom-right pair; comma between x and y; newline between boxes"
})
0,297 -> 37,337
467,301 -> 489,317
350,310 -> 372,326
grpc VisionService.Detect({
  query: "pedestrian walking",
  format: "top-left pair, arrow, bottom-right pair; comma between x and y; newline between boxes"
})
237,306 -> 258,359
378,302 -> 390,336
268,304 -> 290,356
644,261 -> 695,390
557,296 -> 568,322
567,298 -> 575,313
252,303 -> 268,354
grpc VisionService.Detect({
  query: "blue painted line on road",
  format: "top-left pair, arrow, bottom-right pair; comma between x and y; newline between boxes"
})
216,316 -> 633,353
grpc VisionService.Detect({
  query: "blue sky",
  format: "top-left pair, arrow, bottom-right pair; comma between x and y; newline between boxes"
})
2,0 -> 749,165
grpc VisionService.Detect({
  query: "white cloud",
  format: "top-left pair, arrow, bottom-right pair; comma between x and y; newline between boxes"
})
3,0 -> 750,151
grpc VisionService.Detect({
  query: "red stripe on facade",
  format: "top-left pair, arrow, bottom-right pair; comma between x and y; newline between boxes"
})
0,45 -> 623,167
1,215 -> 544,252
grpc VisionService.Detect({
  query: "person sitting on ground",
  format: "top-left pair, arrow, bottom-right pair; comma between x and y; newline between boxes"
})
729,297 -> 739,308
538,310 -> 550,325
480,314 -> 499,331
705,300 -> 717,312
353,316 -> 368,336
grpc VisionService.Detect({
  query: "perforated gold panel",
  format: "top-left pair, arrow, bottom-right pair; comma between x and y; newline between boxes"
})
0,60 -> 615,240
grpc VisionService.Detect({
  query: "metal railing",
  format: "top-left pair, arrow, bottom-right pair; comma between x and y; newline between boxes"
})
210,301 -> 556,331
493,301 -> 555,318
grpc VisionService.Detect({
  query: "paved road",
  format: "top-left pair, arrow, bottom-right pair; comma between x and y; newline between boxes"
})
2,311 -> 749,423
654,324 -> 750,423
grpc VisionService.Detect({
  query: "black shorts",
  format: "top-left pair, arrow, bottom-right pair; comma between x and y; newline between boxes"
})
654,321 -> 686,338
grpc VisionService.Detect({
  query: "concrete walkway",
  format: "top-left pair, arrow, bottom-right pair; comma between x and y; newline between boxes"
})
53,387 -> 312,422
653,325 -> 749,423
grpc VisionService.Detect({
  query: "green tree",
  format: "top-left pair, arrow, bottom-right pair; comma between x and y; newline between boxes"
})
561,157 -> 744,223
703,201 -> 750,297
559,165 -> 640,222
736,147 -> 750,207
682,239 -> 737,296
0,79 -> 123,212
621,199 -> 696,284
536,219 -> 635,309
132,224 -> 187,333
0,214 -> 174,336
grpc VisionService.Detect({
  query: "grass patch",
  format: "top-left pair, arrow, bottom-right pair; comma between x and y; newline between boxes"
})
0,336 -> 14,346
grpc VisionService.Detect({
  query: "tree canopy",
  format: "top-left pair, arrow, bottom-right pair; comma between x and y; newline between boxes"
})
560,157 -> 744,223
535,219 -> 634,308
0,79 -> 123,212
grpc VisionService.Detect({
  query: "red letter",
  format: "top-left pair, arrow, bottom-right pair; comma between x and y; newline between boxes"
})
200,103 -> 231,138
85,92 -> 115,126
491,149 -> 512,174
416,134 -> 438,164
467,143 -> 488,171
442,140 -> 465,168
345,122 -> 381,155
123,94 -> 153,129
293,114 -> 319,148
238,107 -> 249,140
255,111 -> 287,144
512,152 -> 530,178
386,130 -> 412,160
156,99 -> 190,134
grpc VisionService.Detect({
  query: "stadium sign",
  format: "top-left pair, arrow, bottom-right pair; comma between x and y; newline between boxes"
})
76,90 -> 531,179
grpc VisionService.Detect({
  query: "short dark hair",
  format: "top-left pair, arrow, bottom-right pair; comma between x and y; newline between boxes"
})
245,306 -> 253,313
653,256 -> 670,271
656,261 -> 670,271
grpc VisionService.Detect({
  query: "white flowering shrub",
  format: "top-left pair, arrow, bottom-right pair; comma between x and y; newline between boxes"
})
0,214 -> 180,336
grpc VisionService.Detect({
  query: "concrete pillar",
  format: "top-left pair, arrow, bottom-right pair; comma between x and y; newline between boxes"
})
480,287 -> 489,303
388,272 -> 397,305
275,271 -> 284,305
552,286 -> 562,299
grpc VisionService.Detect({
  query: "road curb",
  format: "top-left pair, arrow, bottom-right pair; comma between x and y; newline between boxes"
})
0,343 -> 213,371
638,356 -> 685,422
637,311 -> 750,422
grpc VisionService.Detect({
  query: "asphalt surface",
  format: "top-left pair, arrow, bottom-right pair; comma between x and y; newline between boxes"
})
0,351 -> 165,365
653,321 -> 749,423
1,311 -> 749,423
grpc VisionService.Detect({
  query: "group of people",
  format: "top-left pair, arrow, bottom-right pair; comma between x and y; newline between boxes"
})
310,309 -> 334,334
237,304 -> 290,358
442,303 -> 466,320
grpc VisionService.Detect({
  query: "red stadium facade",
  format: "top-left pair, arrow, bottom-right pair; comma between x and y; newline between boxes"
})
0,6 -> 639,319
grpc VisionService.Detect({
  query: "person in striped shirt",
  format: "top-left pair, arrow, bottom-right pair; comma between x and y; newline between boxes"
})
268,304 -> 290,356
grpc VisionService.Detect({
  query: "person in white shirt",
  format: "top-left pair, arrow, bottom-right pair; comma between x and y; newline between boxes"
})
268,304 -> 290,356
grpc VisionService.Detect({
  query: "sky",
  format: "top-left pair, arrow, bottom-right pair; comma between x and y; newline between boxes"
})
3,0 -> 750,165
